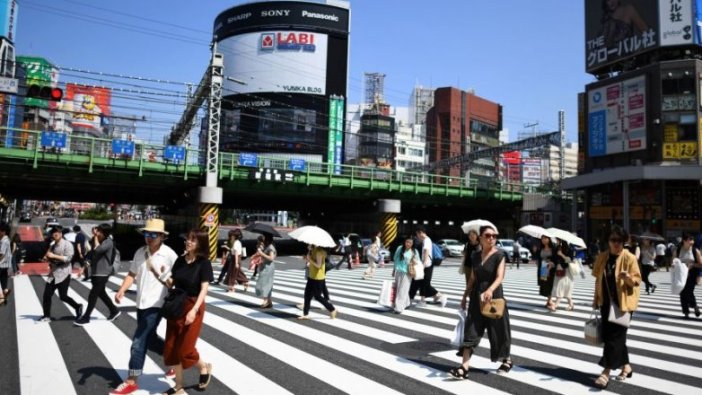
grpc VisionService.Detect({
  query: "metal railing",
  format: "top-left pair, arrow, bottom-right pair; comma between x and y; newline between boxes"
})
0,127 -> 534,197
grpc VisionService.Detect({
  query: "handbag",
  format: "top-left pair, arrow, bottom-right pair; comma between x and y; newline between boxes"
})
412,258 -> 424,280
161,288 -> 187,320
568,259 -> 581,277
408,259 -> 416,278
584,309 -> 603,345
248,255 -> 262,271
377,280 -> 395,307
604,267 -> 631,328
480,298 -> 505,319
539,263 -> 549,282
450,309 -> 467,347
555,269 -> 566,277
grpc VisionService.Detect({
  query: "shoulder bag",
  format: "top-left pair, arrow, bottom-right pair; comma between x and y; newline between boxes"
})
480,298 -> 505,319
410,251 -> 424,280
603,263 -> 631,327
146,254 -> 187,320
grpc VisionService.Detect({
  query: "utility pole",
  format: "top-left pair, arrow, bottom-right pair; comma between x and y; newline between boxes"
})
558,110 -> 565,196
198,42 -> 224,262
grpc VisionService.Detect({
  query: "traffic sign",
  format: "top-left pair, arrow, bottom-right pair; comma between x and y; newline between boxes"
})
0,77 -> 18,94
40,131 -> 67,149
203,213 -> 216,227
289,158 -> 306,171
239,153 -> 258,167
164,145 -> 186,162
112,139 -> 135,157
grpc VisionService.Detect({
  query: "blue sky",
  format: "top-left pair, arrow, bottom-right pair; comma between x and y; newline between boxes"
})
16,0 -> 592,143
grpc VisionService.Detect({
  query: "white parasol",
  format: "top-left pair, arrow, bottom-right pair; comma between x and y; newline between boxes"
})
461,219 -> 498,235
546,227 -> 587,249
288,225 -> 337,248
636,232 -> 665,242
518,224 -> 554,239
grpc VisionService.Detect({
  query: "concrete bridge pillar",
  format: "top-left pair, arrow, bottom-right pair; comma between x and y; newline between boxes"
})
378,199 -> 400,249
199,186 -> 223,262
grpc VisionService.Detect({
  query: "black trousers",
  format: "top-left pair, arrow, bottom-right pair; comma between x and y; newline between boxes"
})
680,267 -> 699,316
409,265 -> 438,300
303,279 -> 334,315
599,301 -> 631,369
641,265 -> 654,292
84,276 -> 118,318
0,268 -> 8,291
217,259 -> 231,283
462,305 -> 511,362
42,276 -> 81,317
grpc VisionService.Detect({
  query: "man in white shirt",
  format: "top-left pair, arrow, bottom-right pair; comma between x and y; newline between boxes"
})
0,222 -> 11,305
111,219 -> 178,395
409,226 -> 447,308
655,242 -> 666,270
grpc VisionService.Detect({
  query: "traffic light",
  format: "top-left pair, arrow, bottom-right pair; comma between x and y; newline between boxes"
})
26,84 -> 63,101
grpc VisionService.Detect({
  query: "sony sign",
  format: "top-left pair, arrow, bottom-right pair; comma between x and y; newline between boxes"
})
261,9 -> 290,17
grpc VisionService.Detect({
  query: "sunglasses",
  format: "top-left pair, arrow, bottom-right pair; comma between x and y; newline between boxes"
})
482,234 -> 498,239
609,238 -> 623,244
143,231 -> 161,239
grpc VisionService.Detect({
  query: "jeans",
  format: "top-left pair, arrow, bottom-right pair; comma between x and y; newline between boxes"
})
129,307 -> 163,377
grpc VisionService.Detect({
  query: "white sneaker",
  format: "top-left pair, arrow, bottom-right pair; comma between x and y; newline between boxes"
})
440,295 -> 448,308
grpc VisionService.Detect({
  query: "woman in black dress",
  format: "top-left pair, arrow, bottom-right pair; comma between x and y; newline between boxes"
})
450,225 -> 513,379
536,235 -> 557,309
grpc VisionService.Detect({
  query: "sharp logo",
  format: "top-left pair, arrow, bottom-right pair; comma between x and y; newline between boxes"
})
260,32 -> 316,52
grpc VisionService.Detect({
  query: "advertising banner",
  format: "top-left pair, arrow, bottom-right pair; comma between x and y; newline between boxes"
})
584,0 -> 702,73
333,97 -> 343,174
327,97 -> 338,170
220,31 -> 327,96
17,56 -> 58,109
587,75 -> 647,157
0,0 -> 17,42
63,84 -> 112,132
522,158 -> 543,185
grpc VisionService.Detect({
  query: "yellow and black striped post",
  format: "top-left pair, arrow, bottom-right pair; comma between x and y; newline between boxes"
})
381,212 -> 398,248
199,203 -> 219,262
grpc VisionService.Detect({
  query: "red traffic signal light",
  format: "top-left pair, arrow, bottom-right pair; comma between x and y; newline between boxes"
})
26,84 -> 63,102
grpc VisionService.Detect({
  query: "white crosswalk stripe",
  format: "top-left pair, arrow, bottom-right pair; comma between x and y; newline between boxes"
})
3,264 -> 702,394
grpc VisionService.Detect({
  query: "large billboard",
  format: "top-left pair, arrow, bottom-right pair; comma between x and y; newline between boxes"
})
585,0 -> 698,74
522,158 -> 543,185
17,56 -> 58,109
219,31 -> 327,95
62,84 -> 111,132
587,75 -> 647,157
0,0 -> 17,43
214,1 -> 349,159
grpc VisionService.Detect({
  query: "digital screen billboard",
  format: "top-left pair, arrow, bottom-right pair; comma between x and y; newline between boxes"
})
220,31 -> 327,96
62,84 -> 112,132
587,75 -> 647,157
585,0 -> 698,74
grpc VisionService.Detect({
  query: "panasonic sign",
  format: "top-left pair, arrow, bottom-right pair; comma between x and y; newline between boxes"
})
301,10 -> 339,22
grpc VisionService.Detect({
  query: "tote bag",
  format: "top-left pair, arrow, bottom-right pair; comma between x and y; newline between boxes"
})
584,309 -> 603,345
377,280 -> 396,307
450,309 -> 467,347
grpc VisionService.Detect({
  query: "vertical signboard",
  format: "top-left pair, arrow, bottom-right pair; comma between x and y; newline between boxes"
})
0,0 -> 18,43
333,97 -> 344,174
327,96 -> 337,172
659,0 -> 694,46
588,75 -> 647,157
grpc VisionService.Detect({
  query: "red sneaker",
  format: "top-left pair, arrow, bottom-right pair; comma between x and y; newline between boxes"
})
110,382 -> 139,395
165,368 -> 176,379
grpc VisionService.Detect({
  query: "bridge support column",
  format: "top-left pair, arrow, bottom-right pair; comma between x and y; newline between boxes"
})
378,199 -> 401,249
199,186 -> 223,262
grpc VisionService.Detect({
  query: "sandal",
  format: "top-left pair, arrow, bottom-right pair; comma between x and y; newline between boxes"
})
497,358 -> 513,375
616,367 -> 633,381
594,373 -> 609,389
449,365 -> 469,379
297,315 -> 310,320
162,387 -> 183,395
198,362 -> 213,389
261,301 -> 273,309
566,304 -> 574,311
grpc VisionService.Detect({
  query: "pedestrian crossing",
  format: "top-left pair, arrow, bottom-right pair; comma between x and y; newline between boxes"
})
2,263 -> 702,395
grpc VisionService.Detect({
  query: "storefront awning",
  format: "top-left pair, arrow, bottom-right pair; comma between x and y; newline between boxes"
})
562,165 -> 702,190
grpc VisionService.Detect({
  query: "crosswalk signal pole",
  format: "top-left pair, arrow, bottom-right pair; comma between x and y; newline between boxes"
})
199,42 -> 224,262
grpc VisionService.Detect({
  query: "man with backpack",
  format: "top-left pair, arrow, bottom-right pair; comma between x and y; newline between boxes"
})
74,223 -> 121,326
409,226 -> 448,308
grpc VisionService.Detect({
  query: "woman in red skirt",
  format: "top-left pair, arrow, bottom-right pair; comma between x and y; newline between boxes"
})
161,229 -> 214,394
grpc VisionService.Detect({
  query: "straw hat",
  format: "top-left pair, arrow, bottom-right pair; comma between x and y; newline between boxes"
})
138,218 -> 169,235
